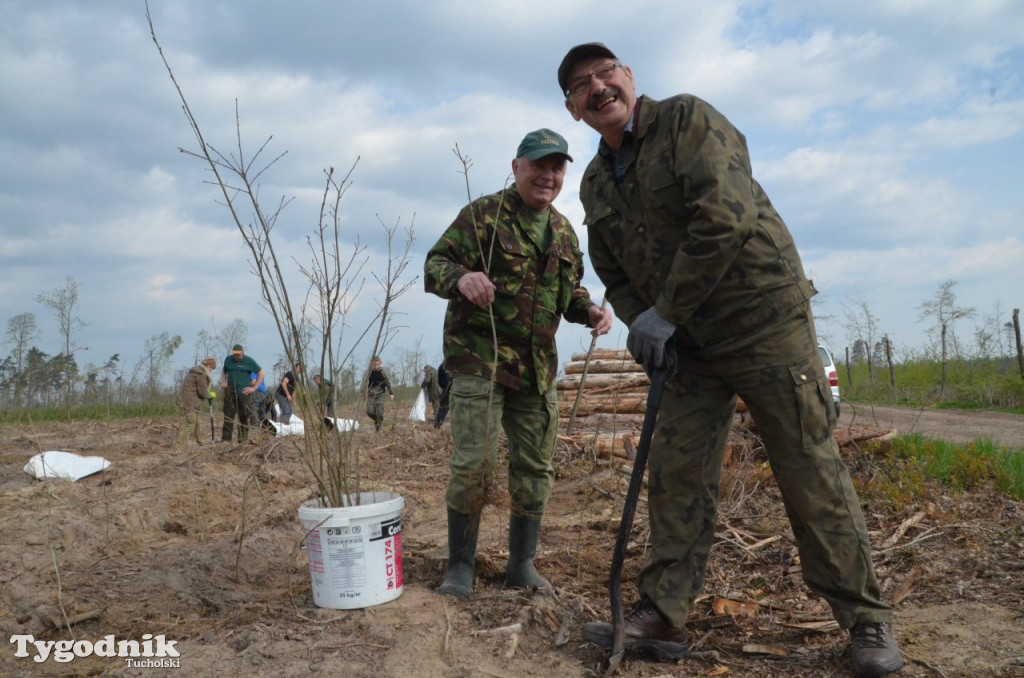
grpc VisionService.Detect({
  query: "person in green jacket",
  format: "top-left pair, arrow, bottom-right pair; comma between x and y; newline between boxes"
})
424,128 -> 612,602
558,43 -> 902,677
219,344 -> 263,444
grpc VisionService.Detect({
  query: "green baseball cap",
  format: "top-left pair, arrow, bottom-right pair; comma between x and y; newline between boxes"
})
515,128 -> 572,162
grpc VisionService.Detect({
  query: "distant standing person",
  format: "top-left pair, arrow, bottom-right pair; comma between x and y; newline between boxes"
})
250,371 -> 272,426
421,365 -> 441,419
312,373 -> 335,418
275,363 -> 302,424
424,128 -> 613,601
220,344 -> 264,444
365,356 -> 394,432
434,362 -> 451,429
178,357 -> 217,445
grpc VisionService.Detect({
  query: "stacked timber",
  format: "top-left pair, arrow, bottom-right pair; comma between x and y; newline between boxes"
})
556,349 -> 893,462
556,349 -> 658,460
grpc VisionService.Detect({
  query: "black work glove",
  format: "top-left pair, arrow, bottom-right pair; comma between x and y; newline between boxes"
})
626,307 -> 676,374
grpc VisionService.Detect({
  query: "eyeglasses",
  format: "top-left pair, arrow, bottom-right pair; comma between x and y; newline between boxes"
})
565,62 -> 621,99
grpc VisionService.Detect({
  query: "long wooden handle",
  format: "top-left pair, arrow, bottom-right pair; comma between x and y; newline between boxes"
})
607,368 -> 667,671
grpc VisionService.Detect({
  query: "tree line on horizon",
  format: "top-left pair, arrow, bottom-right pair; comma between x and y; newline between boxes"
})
2,277 -> 1021,413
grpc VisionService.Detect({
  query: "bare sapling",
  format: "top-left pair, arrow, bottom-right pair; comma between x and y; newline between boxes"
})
451,145 -> 503,507
149,9 -> 415,508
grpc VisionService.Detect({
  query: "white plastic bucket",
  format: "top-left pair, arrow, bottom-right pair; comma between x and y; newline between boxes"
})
298,492 -> 404,609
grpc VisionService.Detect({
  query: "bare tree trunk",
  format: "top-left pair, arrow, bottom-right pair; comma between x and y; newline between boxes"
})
845,346 -> 853,387
1014,308 -> 1023,380
940,323 -> 948,399
884,334 -> 896,392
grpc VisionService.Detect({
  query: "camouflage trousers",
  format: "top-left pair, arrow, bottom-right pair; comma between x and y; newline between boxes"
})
642,303 -> 891,630
221,390 -> 253,442
366,393 -> 387,430
445,375 -> 558,515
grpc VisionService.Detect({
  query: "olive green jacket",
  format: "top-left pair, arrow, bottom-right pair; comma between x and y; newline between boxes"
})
582,95 -> 817,347
424,183 -> 595,393
180,365 -> 212,412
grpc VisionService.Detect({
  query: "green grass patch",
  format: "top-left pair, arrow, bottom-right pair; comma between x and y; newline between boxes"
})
873,433 -> 1024,502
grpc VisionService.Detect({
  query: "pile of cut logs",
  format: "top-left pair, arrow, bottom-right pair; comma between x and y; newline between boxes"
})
556,349 -> 676,460
556,349 -> 893,461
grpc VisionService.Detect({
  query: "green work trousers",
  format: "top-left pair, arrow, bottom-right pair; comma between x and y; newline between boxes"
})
221,390 -> 251,442
445,375 -> 558,515
640,303 -> 892,630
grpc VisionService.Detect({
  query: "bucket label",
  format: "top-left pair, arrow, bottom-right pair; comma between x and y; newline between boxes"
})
369,516 -> 401,541
324,527 -> 367,589
384,531 -> 402,590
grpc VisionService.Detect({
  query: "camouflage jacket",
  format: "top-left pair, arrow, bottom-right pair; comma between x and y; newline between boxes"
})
421,366 -> 441,401
424,183 -> 596,393
581,95 -> 817,347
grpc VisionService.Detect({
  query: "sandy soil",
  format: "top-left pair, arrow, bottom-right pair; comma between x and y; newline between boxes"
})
839,402 -> 1024,448
1,404 -> 1022,678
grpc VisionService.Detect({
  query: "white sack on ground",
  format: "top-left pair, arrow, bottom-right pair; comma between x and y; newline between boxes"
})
409,389 -> 427,422
24,451 -> 111,481
268,414 -> 305,437
325,417 -> 359,432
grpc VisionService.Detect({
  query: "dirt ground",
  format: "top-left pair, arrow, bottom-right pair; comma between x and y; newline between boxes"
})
1,403 -> 1022,678
839,402 -> 1024,448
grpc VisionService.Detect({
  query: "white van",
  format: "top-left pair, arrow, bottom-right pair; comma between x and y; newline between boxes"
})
818,345 -> 841,416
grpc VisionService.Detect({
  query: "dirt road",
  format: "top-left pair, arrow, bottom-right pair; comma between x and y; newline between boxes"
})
838,402 -> 1024,448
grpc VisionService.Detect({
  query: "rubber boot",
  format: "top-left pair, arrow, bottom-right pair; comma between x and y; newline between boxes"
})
505,511 -> 553,591
438,508 -> 479,601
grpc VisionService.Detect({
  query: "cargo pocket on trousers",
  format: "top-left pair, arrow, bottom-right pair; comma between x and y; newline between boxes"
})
789,363 -> 835,447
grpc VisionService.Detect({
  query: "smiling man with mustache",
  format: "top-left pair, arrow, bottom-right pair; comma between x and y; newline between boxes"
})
559,43 -> 903,677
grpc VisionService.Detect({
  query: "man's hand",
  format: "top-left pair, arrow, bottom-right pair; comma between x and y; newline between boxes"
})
626,307 -> 676,373
588,304 -> 614,337
456,271 -> 496,308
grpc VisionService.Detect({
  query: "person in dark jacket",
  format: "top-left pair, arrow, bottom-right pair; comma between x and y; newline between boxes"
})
275,363 -> 302,424
433,362 -> 451,429
558,43 -> 903,677
365,356 -> 394,432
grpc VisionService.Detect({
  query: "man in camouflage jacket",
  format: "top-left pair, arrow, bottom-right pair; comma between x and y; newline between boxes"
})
424,128 -> 612,601
559,44 -> 903,677
420,365 -> 442,418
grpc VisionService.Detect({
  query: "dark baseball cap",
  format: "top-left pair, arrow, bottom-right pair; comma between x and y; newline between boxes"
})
558,42 -> 618,94
231,344 -> 244,353
516,128 -> 572,162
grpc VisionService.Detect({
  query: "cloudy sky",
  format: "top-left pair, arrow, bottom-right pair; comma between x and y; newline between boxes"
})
2,0 -> 1022,387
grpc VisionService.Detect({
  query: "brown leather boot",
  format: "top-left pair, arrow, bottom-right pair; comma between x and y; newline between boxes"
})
850,622 -> 904,676
581,598 -> 689,660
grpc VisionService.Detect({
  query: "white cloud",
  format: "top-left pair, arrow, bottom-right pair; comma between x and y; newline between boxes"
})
0,0 -> 1021,383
